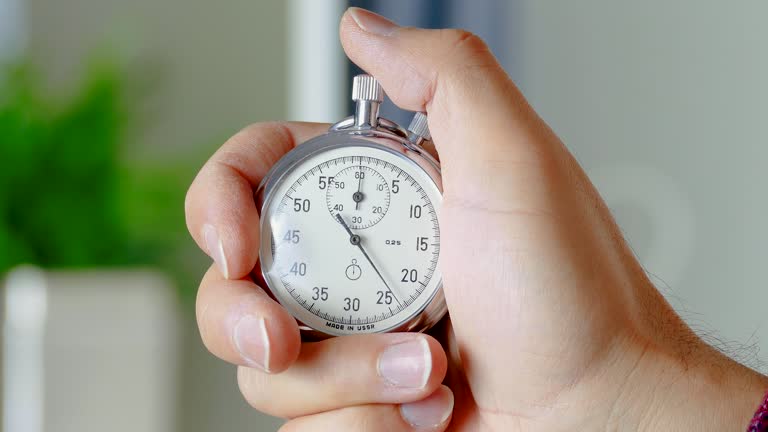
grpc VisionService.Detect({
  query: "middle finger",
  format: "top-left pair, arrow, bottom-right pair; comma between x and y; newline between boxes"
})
237,333 -> 447,419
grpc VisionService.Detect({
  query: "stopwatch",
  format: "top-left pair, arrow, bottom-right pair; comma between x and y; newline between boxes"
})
255,75 -> 446,338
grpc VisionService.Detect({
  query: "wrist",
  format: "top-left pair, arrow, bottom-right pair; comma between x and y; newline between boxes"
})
619,330 -> 768,431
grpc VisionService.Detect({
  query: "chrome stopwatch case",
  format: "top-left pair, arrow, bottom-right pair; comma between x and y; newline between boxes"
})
256,75 -> 446,338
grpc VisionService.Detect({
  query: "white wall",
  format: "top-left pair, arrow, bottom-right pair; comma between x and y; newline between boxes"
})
517,1 -> 768,369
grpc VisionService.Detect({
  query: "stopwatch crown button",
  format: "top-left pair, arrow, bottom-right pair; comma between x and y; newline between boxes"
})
352,74 -> 384,103
407,112 -> 431,141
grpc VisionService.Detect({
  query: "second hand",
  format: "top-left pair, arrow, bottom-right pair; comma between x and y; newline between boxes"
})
335,213 -> 402,307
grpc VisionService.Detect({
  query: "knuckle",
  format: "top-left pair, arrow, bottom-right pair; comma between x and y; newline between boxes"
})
233,121 -> 279,139
223,123 -> 263,155
441,29 -> 491,62
221,121 -> 295,171
426,29 -> 501,107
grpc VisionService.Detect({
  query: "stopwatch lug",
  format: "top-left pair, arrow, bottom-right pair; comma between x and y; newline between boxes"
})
329,116 -> 356,131
328,116 -> 409,141
376,118 -> 409,139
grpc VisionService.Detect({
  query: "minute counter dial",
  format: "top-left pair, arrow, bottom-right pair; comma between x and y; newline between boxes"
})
326,165 -> 390,229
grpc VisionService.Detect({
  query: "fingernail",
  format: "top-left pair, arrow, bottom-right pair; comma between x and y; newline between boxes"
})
202,224 -> 229,279
233,315 -> 271,372
378,338 -> 431,388
348,7 -> 399,36
400,386 -> 454,428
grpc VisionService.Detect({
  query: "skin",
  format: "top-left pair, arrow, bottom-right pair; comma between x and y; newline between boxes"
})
184,8 -> 768,432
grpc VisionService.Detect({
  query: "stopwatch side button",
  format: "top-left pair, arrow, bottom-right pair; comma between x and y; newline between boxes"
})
407,112 -> 431,146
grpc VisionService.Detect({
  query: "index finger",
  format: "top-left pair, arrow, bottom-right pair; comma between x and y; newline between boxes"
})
185,121 -> 329,279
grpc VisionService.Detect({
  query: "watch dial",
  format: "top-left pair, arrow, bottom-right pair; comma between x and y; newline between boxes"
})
260,144 -> 442,335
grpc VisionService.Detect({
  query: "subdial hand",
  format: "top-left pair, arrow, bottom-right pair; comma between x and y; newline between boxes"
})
335,214 -> 402,307
354,166 -> 364,210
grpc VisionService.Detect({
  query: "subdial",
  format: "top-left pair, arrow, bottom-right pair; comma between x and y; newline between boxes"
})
326,165 -> 390,229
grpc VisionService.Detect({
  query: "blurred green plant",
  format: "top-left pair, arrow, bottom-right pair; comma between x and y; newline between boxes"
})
0,60 -> 201,299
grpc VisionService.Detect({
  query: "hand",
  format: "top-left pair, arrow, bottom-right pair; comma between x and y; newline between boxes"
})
185,7 -> 768,432
185,120 -> 452,429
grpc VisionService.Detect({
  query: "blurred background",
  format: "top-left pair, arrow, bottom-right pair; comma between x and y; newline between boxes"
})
1,0 -> 766,431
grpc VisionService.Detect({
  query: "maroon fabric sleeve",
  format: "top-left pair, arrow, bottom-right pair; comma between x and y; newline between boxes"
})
748,391 -> 768,432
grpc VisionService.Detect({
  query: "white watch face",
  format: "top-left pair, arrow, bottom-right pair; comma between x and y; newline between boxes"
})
259,143 -> 442,335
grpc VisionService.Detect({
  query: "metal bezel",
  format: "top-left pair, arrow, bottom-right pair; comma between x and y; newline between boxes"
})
254,126 -> 446,340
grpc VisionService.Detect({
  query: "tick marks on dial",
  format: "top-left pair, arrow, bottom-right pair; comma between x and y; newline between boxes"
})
269,154 -> 441,330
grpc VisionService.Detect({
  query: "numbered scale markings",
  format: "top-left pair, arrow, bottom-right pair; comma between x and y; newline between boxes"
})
262,151 -> 441,334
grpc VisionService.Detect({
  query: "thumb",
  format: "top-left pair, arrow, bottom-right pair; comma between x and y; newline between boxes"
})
340,8 -> 568,209
340,9 -> 649,411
